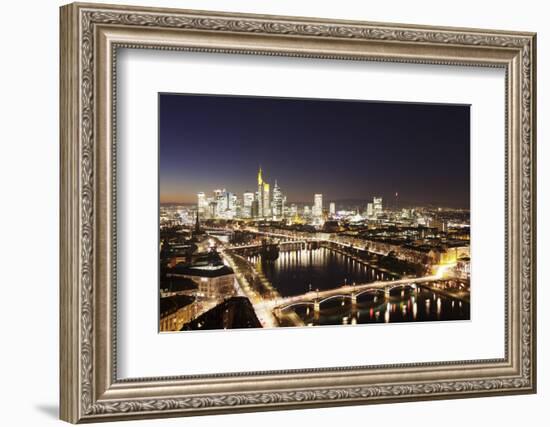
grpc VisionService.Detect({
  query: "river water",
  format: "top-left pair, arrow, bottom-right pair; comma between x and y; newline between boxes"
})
249,247 -> 470,326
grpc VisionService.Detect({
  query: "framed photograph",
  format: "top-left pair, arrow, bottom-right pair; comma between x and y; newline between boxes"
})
60,2 -> 537,423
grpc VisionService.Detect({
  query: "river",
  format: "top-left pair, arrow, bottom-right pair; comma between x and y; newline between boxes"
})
249,247 -> 470,326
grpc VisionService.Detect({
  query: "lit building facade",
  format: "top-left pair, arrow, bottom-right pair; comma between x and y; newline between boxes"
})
172,264 -> 236,300
272,181 -> 284,220
159,295 -> 196,332
243,192 -> 254,218
366,202 -> 374,218
373,197 -> 383,217
195,166 -> 286,221
313,194 -> 323,218
262,182 -> 270,218
197,192 -> 208,216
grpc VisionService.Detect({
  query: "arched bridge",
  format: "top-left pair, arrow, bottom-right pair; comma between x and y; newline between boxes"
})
228,239 -> 311,250
259,276 -> 439,314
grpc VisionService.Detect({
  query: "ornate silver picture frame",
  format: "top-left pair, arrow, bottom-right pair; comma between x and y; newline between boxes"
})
60,2 -> 536,423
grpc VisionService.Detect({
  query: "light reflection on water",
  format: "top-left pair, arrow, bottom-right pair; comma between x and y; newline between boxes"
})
290,287 -> 468,326
250,247 -> 470,325
249,247 -> 389,297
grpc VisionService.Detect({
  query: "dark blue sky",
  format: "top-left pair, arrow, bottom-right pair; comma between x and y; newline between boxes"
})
159,93 -> 470,208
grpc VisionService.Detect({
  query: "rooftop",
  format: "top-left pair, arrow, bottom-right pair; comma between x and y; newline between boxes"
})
159,294 -> 195,317
173,263 -> 234,278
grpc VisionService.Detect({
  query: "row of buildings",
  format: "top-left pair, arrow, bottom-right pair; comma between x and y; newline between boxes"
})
159,225 -> 239,331
197,167 -> 289,220
196,167 -> 386,225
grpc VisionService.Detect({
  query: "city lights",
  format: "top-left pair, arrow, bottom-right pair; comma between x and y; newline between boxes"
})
159,166 -> 471,332
158,93 -> 471,332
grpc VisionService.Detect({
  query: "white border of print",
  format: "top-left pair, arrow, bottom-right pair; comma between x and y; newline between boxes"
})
116,48 -> 505,379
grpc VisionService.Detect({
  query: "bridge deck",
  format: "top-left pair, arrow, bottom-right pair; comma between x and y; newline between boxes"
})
258,275 -> 441,310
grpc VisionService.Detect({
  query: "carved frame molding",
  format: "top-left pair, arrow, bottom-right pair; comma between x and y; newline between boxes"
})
60,2 -> 536,423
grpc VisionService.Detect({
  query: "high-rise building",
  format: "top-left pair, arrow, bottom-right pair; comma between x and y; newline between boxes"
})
262,182 -> 270,218
373,197 -> 383,217
214,189 -> 225,217
256,167 -> 272,218
208,200 -> 216,218
366,203 -> 374,218
329,202 -> 336,216
251,199 -> 259,218
272,181 -> 284,219
313,194 -> 323,218
197,192 -> 208,216
243,192 -> 254,218
211,189 -> 238,219
217,191 -> 226,217
227,192 -> 237,218
256,167 -> 264,218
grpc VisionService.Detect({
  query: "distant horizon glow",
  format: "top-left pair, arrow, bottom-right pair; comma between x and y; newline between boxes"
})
159,93 -> 470,208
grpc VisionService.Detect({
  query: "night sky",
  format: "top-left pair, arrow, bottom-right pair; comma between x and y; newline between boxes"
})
159,93 -> 470,208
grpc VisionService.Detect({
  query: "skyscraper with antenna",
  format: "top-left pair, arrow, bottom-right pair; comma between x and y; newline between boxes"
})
395,191 -> 399,211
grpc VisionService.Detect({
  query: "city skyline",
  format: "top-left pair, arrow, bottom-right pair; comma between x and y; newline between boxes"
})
159,93 -> 471,332
192,165 -> 402,223
159,94 -> 470,207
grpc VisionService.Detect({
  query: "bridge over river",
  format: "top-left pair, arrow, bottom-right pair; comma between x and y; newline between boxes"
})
254,275 -> 463,315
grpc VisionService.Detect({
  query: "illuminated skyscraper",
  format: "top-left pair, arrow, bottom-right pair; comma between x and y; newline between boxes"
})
366,202 -> 374,218
272,180 -> 284,220
373,197 -> 383,217
290,204 -> 298,217
313,194 -> 323,219
251,200 -> 259,218
197,192 -> 208,216
329,202 -> 336,217
227,192 -> 237,218
256,167 -> 265,218
263,182 -> 271,218
256,166 -> 272,218
243,192 -> 254,218
210,189 -> 237,219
